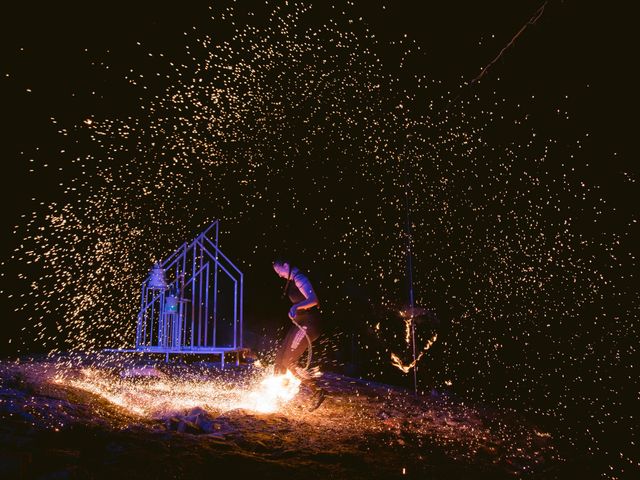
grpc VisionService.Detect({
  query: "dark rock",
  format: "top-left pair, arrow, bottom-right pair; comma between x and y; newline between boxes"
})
177,420 -> 201,434
188,406 -> 207,417
166,417 -> 181,431
195,414 -> 215,433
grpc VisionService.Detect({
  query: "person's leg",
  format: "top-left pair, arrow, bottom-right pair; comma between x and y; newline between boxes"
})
274,324 -> 297,374
288,316 -> 326,411
273,316 -> 326,411
274,317 -> 320,375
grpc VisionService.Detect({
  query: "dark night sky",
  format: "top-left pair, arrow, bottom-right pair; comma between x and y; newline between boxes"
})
1,1 -> 637,476
1,1 -> 635,225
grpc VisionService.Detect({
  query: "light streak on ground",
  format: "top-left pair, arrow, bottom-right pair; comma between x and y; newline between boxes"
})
0,358 -> 561,476
54,367 -> 301,416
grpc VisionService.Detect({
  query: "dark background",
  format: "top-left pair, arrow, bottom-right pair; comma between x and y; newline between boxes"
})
1,1 -> 637,476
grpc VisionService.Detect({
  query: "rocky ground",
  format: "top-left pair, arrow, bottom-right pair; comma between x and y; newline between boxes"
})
0,355 -> 599,479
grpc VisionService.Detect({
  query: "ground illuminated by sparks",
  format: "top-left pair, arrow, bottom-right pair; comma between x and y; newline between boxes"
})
1,357 -> 566,478
54,367 -> 301,416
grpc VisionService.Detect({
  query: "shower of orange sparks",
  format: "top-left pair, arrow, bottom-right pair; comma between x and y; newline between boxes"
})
390,334 -> 438,373
53,366 -> 302,416
246,370 -> 302,413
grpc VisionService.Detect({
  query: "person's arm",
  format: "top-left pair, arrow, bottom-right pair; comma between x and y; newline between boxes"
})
289,272 -> 319,319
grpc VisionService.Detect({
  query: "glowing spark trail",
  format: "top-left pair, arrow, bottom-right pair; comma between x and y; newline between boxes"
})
391,334 -> 437,373
54,367 -> 301,416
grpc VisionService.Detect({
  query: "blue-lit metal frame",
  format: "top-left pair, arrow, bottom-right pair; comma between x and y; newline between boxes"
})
120,221 -> 243,366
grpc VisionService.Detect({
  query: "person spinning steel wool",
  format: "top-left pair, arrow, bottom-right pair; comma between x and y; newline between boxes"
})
272,259 -> 326,411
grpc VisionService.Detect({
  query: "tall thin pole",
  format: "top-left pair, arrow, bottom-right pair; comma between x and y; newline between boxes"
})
403,155 -> 418,396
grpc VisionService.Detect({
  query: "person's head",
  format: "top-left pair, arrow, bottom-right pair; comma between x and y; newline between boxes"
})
272,258 -> 292,278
